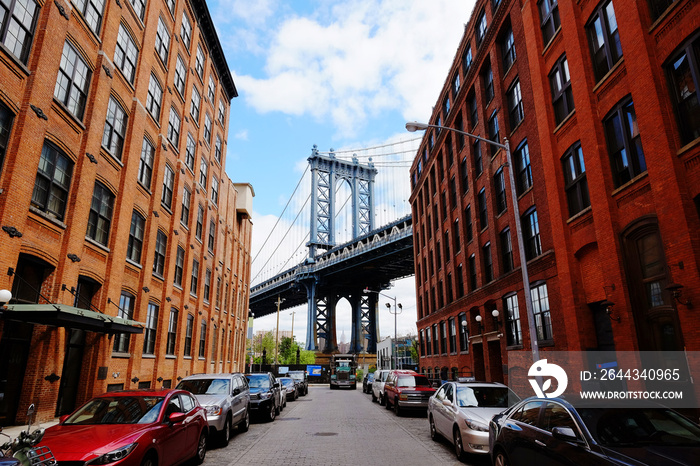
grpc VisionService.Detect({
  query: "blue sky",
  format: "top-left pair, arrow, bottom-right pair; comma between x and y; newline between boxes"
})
211,0 -> 476,345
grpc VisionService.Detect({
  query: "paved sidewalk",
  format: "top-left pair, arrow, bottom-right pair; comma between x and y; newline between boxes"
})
0,420 -> 59,442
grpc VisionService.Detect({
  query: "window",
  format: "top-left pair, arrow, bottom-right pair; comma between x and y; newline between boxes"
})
86,181 -> 114,246
184,314 -> 194,356
208,219 -> 216,252
203,113 -> 212,144
476,10 -> 487,46
185,133 -> 196,171
153,230 -> 167,276
449,176 -> 457,210
507,80 -> 524,128
494,167 -> 506,214
538,0 -> 560,46
195,204 -> 203,240
161,164 -> 174,209
500,227 -> 514,273
71,0 -> 104,34
214,135 -> 222,163
180,12 -> 192,49
587,0 -> 622,82
190,85 -> 201,122
31,142 -> 74,220
54,42 -> 91,120
440,321 -> 447,354
468,92 -> 478,128
114,24 -> 138,83
167,107 -> 181,147
562,142 -> 590,216
218,99 -> 225,126
522,207 -> 542,260
502,26 -> 516,71
204,268 -> 211,301
0,103 -> 12,173
514,140 -> 532,194
199,321 -> 206,358
550,54 -> 574,125
128,0 -> 144,20
460,157 -> 469,194
420,329 -> 425,357
452,218 -> 461,253
504,293 -> 522,346
488,111 -> 500,157
432,324 -> 439,355
463,44 -> 472,74
112,291 -> 135,353
143,302 -> 158,355
483,242 -> 493,283
473,139 -> 483,176
478,188 -> 488,230
165,0 -> 174,14
190,258 -> 199,295
174,246 -> 184,287
181,186 -> 191,226
174,55 -> 187,96
531,282 -> 553,341
199,156 -> 208,188
127,210 -> 145,263
0,0 -> 40,64
155,17 -> 170,64
211,176 -> 219,205
138,137 -> 154,189
195,45 -> 205,79
666,34 -> 700,145
208,75 -> 216,101
443,95 -> 450,118
452,73 -> 460,98
102,97 -> 127,159
146,74 -> 163,121
649,0 -> 679,21
484,62 -> 494,103
166,307 -> 178,355
458,313 -> 468,351
469,254 -> 477,290
465,204 -> 473,242
604,98 -> 646,186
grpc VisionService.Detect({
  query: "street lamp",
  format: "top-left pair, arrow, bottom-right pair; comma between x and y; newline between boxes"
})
274,295 -> 285,367
406,121 -> 540,363
364,288 -> 402,369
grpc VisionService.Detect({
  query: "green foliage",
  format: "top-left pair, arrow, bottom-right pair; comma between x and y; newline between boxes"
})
356,368 -> 364,380
247,331 -> 316,365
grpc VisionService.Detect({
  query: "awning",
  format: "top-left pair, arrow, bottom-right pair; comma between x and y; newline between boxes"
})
0,304 -> 144,334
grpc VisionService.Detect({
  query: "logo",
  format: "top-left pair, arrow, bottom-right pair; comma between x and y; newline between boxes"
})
528,359 -> 568,398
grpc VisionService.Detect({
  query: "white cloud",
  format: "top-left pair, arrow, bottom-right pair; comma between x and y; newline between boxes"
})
234,129 -> 249,140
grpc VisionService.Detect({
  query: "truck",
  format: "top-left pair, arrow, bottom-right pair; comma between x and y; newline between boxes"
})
329,353 -> 357,389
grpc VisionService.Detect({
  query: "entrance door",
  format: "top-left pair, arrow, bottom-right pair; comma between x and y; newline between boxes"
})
56,329 -> 85,416
0,321 -> 33,426
488,340 -> 504,383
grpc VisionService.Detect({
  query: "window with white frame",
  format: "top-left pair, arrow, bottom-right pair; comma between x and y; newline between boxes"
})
195,45 -> 204,79
127,210 -> 145,263
161,163 -> 174,209
155,17 -> 170,64
185,133 -> 196,171
174,55 -> 187,96
31,142 -> 74,220
71,0 -> 104,35
153,229 -> 167,276
102,97 -> 127,158
180,12 -> 192,49
1,0 -> 40,64
531,282 -> 553,342
181,186 -> 191,226
167,107 -> 181,147
199,156 -> 208,189
54,41 -> 91,119
86,181 -> 114,246
190,85 -> 201,122
146,74 -> 163,121
114,24 -> 138,83
143,302 -> 159,355
504,293 -> 522,346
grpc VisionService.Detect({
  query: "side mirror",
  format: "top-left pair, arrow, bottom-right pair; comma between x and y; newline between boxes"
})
442,399 -> 452,407
233,387 -> 241,395
27,404 -> 35,417
551,427 -> 580,443
169,412 -> 186,424
273,382 -> 280,388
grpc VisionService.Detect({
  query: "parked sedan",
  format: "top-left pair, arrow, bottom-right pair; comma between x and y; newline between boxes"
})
428,380 -> 519,460
489,397 -> 700,466
176,372 -> 250,446
362,372 -> 375,394
245,372 -> 281,422
287,370 -> 308,396
41,389 -> 207,466
279,377 -> 299,401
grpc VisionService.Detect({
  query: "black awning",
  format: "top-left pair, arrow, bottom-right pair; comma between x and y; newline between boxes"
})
1,304 -> 144,334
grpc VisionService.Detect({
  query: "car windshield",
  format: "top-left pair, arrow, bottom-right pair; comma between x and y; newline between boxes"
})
246,375 -> 270,388
64,396 -> 164,425
176,378 -> 229,395
578,408 -> 700,447
288,373 -> 304,381
455,386 -> 511,408
396,376 -> 431,388
281,379 -> 295,387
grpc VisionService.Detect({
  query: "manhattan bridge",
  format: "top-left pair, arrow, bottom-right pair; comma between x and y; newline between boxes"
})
249,138 -> 420,353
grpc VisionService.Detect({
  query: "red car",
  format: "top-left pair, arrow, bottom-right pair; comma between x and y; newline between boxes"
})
41,389 -> 208,466
383,370 -> 436,416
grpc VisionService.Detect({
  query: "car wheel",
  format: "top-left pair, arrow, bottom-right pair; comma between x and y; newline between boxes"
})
429,415 -> 439,441
453,427 -> 465,461
378,392 -> 385,405
140,453 -> 157,466
371,391 -> 377,402
268,402 -> 276,422
294,390 -> 299,400
384,395 -> 391,410
219,416 -> 231,446
195,430 -> 207,465
238,407 -> 250,432
276,399 -> 281,415
494,449 -> 510,466
394,399 -> 401,416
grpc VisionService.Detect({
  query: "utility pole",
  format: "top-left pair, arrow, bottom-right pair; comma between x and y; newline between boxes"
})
290,310 -> 296,342
275,295 -> 285,367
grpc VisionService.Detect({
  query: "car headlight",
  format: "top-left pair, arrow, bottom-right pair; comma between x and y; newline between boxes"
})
90,443 -> 138,464
259,392 -> 272,400
205,405 -> 222,416
465,419 -> 489,432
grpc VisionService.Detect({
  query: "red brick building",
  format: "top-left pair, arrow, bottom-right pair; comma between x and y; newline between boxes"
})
0,0 -> 253,425
410,0 -> 700,384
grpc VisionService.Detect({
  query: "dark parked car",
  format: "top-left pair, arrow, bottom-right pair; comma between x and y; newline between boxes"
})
245,372 -> 281,422
287,370 -> 308,396
383,370 -> 436,415
41,389 -> 208,466
176,372 -> 250,445
489,397 -> 700,466
279,377 -> 299,401
362,372 -> 375,394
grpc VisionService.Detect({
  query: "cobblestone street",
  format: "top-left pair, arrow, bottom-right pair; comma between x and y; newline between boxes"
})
203,385 -> 489,465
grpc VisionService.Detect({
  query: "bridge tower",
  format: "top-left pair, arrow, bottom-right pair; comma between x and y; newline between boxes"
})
303,146 -> 379,353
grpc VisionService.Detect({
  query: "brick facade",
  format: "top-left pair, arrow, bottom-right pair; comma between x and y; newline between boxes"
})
0,0 -> 253,425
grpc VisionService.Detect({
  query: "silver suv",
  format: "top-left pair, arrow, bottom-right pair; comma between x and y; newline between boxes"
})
371,369 -> 391,405
176,373 -> 250,446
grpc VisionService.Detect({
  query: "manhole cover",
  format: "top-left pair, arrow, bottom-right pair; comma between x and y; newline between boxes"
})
314,432 -> 338,436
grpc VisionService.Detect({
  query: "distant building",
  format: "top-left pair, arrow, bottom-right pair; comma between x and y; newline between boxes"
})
411,0 -> 700,385
0,0 -> 253,425
376,335 -> 418,370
